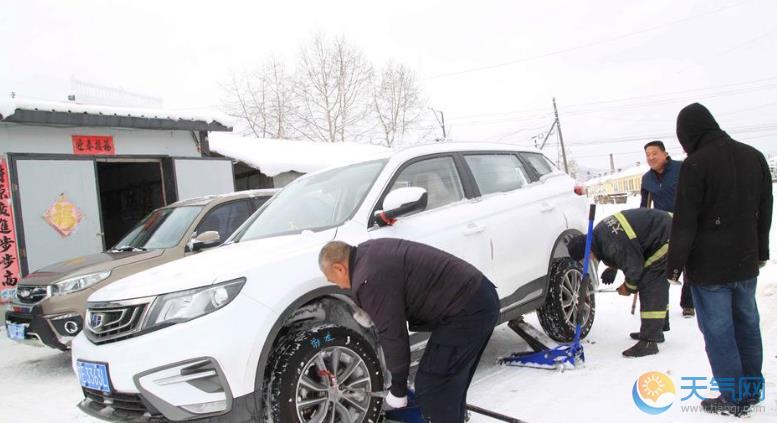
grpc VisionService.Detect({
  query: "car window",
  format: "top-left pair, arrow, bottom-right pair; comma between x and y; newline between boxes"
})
196,200 -> 252,241
388,156 -> 464,210
113,206 -> 203,250
521,152 -> 557,178
464,154 -> 529,195
237,160 -> 387,241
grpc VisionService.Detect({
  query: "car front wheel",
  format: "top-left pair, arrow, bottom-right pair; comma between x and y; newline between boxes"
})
268,325 -> 384,423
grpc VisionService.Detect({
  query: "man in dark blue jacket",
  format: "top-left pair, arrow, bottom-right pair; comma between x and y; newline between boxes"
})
640,140 -> 681,213
639,140 -> 695,317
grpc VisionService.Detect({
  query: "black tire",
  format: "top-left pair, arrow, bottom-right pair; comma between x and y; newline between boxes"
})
536,257 -> 596,342
268,325 -> 384,423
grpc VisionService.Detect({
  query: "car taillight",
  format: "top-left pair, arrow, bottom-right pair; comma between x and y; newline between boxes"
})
574,185 -> 584,196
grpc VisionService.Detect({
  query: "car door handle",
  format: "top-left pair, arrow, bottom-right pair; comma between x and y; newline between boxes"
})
463,223 -> 485,235
540,202 -> 555,213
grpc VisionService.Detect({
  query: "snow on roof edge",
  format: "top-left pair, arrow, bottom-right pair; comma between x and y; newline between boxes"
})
0,97 -> 234,127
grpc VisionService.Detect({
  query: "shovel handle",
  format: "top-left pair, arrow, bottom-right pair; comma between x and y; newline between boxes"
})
630,293 -> 638,315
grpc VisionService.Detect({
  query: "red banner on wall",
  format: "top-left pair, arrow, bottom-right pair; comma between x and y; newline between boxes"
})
72,135 -> 115,156
0,158 -> 21,304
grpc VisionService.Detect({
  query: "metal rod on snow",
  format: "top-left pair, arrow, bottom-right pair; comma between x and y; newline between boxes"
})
465,403 -> 526,423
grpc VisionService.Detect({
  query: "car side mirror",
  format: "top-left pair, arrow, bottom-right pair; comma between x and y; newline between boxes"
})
190,231 -> 221,252
374,187 -> 428,227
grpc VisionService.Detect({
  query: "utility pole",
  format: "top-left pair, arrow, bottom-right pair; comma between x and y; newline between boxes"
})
429,108 -> 446,141
553,98 -> 569,173
609,153 -> 615,173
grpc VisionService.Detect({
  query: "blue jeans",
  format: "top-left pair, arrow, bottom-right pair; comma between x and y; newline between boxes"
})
692,278 -> 764,404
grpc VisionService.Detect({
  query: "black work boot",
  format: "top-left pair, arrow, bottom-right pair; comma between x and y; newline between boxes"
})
622,340 -> 659,357
700,396 -> 749,417
630,332 -> 665,343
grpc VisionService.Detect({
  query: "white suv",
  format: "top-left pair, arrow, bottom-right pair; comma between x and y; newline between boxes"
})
72,142 -> 595,422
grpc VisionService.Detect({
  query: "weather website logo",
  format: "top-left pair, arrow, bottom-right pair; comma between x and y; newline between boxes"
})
632,371 -> 677,414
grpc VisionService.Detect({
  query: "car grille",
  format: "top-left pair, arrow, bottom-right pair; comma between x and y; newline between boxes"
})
82,388 -> 165,422
85,299 -> 151,344
14,285 -> 49,304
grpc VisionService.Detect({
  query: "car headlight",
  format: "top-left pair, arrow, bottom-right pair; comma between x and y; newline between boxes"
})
51,271 -> 111,296
142,278 -> 245,331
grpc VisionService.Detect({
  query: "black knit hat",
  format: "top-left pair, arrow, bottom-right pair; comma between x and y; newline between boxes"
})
567,235 -> 588,261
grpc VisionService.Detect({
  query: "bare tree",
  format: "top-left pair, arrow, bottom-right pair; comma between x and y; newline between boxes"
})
294,34 -> 374,142
221,57 -> 296,138
372,61 -> 424,147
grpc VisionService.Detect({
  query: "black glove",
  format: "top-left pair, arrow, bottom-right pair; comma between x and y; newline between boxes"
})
601,267 -> 617,285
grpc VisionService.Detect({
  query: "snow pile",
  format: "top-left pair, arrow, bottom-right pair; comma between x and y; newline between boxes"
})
209,132 -> 391,177
0,97 -> 232,127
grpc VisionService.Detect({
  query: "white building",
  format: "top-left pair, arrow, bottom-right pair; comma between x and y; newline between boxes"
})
0,98 -> 235,294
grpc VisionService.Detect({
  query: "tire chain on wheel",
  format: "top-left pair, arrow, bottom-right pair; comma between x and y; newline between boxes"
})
267,324 -> 384,423
536,257 -> 596,342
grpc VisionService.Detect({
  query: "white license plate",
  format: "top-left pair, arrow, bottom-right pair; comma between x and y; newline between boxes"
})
5,323 -> 26,341
77,360 -> 111,393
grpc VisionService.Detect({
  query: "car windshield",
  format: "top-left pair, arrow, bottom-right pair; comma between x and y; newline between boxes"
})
237,160 -> 387,241
111,206 -> 204,251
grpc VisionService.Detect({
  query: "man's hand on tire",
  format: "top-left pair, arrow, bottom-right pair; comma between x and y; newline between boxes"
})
601,267 -> 617,285
384,392 -> 408,409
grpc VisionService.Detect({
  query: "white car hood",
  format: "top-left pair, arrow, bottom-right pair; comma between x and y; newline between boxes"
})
88,229 -> 336,302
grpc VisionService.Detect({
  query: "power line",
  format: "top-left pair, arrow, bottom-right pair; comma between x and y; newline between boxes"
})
444,76 -> 777,121
422,1 -> 748,80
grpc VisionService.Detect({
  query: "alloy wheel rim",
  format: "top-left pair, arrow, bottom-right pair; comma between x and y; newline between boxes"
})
560,268 -> 594,327
295,346 -> 373,423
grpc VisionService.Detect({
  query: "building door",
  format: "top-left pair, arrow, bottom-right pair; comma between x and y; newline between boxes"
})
174,158 -> 234,200
96,161 -> 164,249
12,158 -> 104,274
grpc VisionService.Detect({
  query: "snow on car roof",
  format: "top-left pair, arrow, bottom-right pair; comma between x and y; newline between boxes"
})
208,132 -> 391,177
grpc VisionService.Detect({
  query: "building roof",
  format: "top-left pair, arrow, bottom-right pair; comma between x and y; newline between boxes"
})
0,98 -> 232,131
584,164 -> 649,186
209,133 -> 391,177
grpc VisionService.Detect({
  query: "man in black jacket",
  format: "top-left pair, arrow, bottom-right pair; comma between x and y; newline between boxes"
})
667,103 -> 772,416
318,238 -> 499,423
568,208 -> 672,357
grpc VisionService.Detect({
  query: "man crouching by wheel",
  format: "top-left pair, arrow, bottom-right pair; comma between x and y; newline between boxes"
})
567,208 -> 673,358
319,238 -> 499,423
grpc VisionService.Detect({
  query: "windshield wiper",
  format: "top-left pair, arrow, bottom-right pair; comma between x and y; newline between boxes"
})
109,245 -> 147,252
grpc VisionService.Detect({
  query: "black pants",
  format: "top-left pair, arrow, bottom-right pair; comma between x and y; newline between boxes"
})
638,272 -> 670,342
680,278 -> 694,309
415,278 -> 500,423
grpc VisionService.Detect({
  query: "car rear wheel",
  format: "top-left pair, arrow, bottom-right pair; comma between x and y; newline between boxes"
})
536,257 -> 596,342
268,325 -> 383,423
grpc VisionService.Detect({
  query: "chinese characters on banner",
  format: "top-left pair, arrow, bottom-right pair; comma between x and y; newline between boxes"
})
72,135 -> 115,156
43,194 -> 84,237
0,158 -> 21,304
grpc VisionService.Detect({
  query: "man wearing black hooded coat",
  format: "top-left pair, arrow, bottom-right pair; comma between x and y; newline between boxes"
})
668,103 -> 772,416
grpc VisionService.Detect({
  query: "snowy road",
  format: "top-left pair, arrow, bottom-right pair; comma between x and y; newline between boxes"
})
1,196 -> 775,422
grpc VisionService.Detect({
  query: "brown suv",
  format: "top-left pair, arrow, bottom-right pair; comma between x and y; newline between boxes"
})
4,189 -> 277,350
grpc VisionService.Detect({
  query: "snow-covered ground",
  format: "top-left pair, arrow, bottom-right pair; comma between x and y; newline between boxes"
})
1,193 -> 775,422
